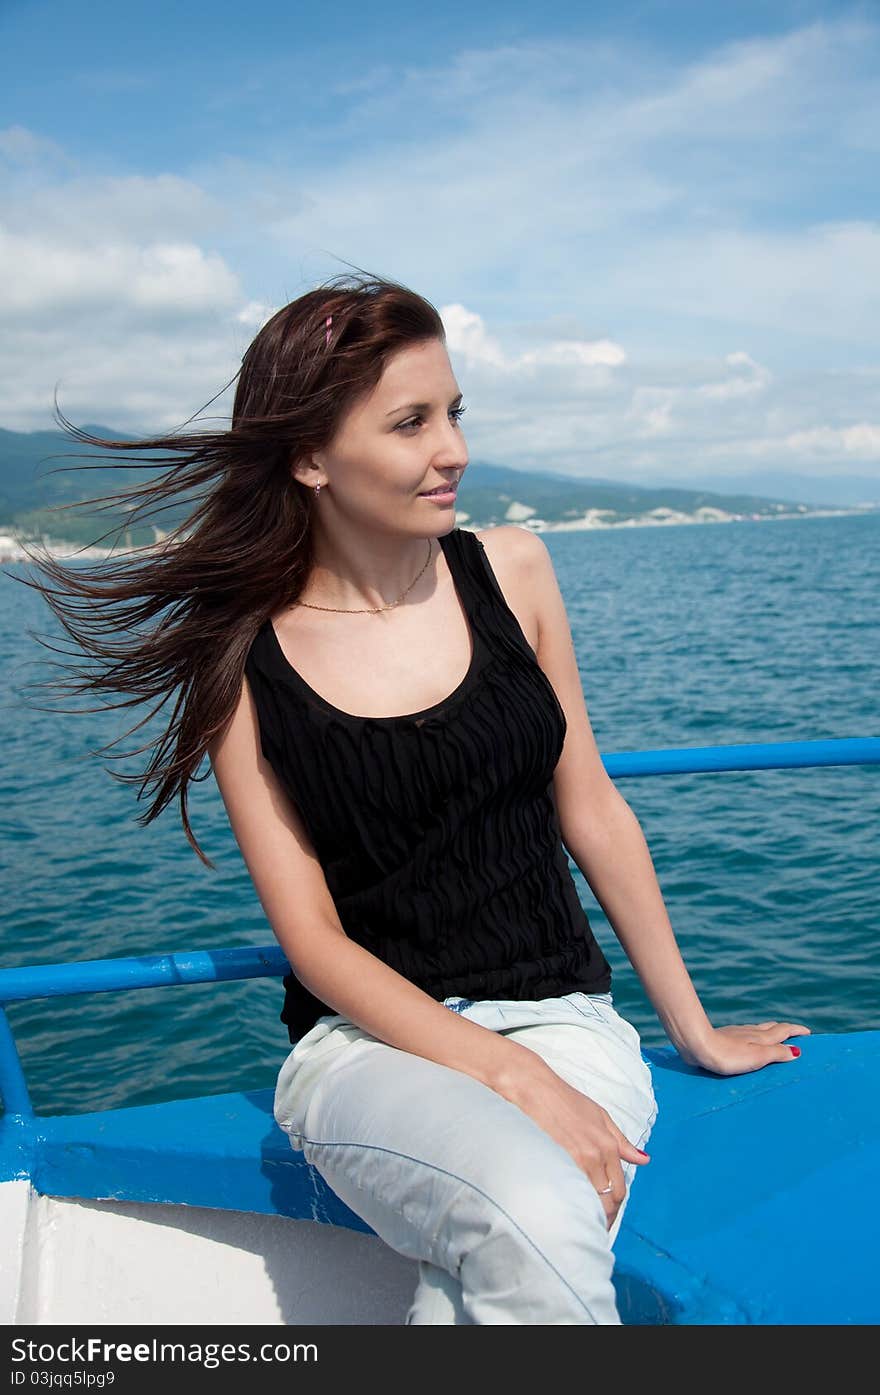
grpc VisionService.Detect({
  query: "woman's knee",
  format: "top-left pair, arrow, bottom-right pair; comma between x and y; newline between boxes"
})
443,1155 -> 609,1268
450,1171 -> 618,1324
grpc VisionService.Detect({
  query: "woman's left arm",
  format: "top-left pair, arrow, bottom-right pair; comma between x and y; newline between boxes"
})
513,527 -> 811,1077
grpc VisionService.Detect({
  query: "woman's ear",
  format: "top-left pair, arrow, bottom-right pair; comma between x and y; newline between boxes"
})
290,455 -> 325,490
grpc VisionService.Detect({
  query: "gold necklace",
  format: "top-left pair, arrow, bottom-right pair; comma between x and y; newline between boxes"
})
293,538 -> 434,613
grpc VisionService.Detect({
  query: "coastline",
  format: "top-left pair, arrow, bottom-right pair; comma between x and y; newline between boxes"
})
453,502 -> 879,533
0,503 -> 876,564
0,535 -> 170,564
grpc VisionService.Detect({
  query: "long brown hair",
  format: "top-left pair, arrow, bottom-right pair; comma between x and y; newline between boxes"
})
7,270 -> 447,867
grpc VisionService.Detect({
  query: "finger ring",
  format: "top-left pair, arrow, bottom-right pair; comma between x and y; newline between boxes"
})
598,1183 -> 613,1195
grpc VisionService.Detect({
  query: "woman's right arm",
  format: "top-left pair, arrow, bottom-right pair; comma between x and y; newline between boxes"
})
208,675 -> 649,1225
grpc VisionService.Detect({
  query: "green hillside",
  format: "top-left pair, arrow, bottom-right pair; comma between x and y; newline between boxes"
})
0,426 -> 196,548
0,425 -> 821,548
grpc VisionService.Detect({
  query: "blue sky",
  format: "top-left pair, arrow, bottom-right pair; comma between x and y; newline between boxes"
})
1,0 -> 878,495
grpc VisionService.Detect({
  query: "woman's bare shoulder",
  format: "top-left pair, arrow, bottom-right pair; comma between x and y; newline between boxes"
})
472,525 -> 547,651
474,524 -> 549,572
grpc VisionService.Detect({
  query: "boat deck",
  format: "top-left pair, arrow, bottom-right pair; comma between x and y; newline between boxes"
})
3,1027 -> 876,1324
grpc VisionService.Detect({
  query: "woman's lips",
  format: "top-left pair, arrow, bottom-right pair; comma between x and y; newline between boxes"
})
419,489 -> 457,504
419,484 -> 458,497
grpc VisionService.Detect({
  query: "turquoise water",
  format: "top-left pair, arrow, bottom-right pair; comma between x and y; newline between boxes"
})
2,511 -> 878,1116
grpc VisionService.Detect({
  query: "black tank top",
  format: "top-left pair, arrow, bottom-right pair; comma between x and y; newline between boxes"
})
244,526 -> 612,1042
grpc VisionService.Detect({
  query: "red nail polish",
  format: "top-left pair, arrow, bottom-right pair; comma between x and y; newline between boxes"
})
636,1148 -> 650,1156
790,1045 -> 801,1057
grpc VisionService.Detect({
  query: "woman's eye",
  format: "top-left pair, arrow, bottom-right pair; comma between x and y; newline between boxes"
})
396,406 -> 467,432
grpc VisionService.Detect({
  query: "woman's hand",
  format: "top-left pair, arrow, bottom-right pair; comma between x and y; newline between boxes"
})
502,1064 -> 650,1233
678,1020 -> 812,1076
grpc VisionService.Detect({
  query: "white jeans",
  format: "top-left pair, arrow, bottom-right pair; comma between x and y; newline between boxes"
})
273,991 -> 658,1325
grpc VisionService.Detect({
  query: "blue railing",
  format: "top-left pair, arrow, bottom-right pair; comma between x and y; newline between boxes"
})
2,736 -> 878,1120
600,736 -> 879,776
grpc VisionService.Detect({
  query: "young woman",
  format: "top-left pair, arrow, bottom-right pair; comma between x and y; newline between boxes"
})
20,271 -> 810,1325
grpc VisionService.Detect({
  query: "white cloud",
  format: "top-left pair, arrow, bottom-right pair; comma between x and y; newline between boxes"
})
2,14 -> 879,489
0,228 -> 240,317
441,305 -> 507,369
0,125 -> 68,166
600,221 -> 880,344
236,300 -> 277,328
3,171 -> 224,244
0,321 -> 241,430
0,162 -> 250,428
441,303 -> 624,375
781,424 -> 880,459
627,388 -> 679,438
622,353 -> 772,442
518,339 -> 625,369
696,352 -> 772,401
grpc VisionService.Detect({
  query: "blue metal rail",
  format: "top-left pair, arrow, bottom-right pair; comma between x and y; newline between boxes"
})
2,736 -> 878,1116
602,735 -> 879,776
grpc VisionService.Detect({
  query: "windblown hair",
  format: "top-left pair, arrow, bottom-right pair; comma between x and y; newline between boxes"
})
8,269 -> 447,867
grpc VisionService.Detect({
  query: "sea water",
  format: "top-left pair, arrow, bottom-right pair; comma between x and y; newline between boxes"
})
1,511 -> 878,1115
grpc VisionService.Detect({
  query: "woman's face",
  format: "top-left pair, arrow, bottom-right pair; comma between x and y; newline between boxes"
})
300,337 -> 469,537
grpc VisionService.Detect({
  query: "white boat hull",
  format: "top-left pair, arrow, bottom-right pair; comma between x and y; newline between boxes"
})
2,1179 -> 416,1325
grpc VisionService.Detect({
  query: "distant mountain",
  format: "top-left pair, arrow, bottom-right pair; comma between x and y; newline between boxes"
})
0,425 -> 124,511
0,425 -> 184,548
0,425 -> 872,552
447,460 -> 817,526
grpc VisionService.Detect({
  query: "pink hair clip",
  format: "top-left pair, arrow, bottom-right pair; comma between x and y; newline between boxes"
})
325,315 -> 333,346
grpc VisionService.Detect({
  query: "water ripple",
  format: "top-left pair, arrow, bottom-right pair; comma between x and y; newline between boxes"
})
2,512 -> 878,1114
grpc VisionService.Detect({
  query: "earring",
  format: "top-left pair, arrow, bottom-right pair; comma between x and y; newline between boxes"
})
314,483 -> 322,495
